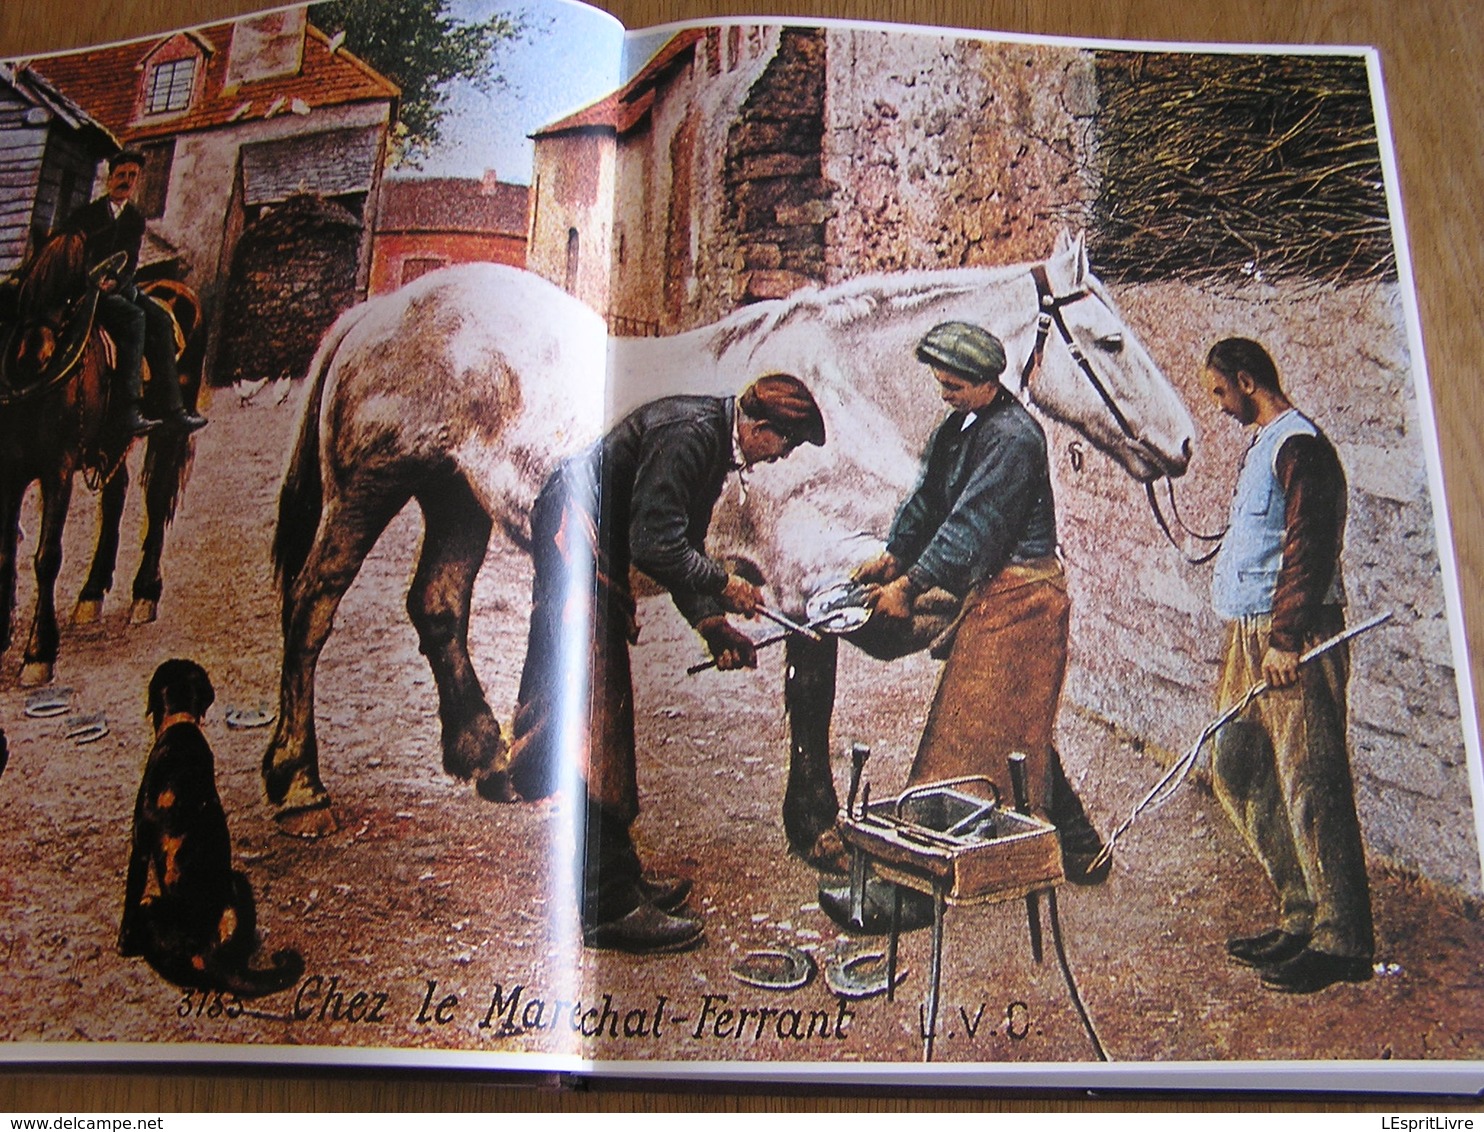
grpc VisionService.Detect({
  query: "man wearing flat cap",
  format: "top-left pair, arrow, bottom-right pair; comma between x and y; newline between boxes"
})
849,320 -> 1107,895
507,374 -> 826,954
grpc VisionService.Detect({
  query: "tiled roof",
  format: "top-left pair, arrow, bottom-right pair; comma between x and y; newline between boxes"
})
533,29 -> 702,139
533,89 -> 627,136
27,19 -> 397,144
377,177 -> 530,237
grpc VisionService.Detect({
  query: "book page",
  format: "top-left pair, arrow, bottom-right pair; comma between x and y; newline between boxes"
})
2,0 -> 1484,1092
580,15 -> 1484,1089
0,0 -> 620,1070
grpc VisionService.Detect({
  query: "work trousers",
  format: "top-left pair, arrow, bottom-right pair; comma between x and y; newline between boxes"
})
507,477 -> 645,927
96,286 -> 183,412
1210,608 -> 1373,960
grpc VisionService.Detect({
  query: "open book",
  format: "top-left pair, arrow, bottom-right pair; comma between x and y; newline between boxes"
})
0,0 -> 1481,1093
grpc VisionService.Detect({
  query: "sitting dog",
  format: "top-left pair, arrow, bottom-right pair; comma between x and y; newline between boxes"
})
119,659 -> 302,997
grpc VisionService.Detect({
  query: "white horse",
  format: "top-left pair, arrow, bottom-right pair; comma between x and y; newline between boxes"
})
264,232 -> 1194,840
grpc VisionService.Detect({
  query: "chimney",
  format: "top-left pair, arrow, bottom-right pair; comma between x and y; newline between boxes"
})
481,169 -> 501,194
226,6 -> 307,88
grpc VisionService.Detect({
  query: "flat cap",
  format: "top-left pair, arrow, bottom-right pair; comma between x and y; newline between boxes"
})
916,321 -> 1007,384
738,373 -> 826,446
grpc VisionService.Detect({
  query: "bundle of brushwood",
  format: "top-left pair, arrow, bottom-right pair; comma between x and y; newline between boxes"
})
1089,52 -> 1395,287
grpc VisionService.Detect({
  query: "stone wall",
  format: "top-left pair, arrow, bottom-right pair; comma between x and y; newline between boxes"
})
1048,278 -> 1480,893
214,193 -> 361,386
157,100 -> 388,293
726,27 -> 830,304
823,32 -> 1095,278
614,29 -> 1096,328
607,26 -> 779,334
528,130 -> 615,320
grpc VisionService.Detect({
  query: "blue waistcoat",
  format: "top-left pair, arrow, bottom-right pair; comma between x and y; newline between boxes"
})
1211,409 -> 1345,619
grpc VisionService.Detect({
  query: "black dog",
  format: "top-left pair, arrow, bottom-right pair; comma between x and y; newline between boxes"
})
119,659 -> 302,997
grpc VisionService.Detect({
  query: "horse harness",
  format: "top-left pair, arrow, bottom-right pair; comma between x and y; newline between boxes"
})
1017,262 -> 1224,564
0,284 -> 150,491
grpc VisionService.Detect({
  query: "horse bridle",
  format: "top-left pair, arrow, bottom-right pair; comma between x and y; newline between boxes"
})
1018,264 -> 1137,443
1017,263 -> 1225,564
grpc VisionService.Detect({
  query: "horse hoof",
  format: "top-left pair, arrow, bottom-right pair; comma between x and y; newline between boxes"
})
18,662 -> 54,688
129,599 -> 158,625
475,771 -> 522,804
795,826 -> 850,875
72,599 -> 103,626
274,802 -> 339,839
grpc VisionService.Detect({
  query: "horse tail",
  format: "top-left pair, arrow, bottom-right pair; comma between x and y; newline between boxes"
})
272,304 -> 366,602
140,402 -> 196,529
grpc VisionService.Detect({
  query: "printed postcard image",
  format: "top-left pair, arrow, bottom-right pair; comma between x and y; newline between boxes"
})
0,0 -> 1479,1092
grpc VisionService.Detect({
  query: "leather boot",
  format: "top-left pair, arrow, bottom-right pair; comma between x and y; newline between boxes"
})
120,402 -> 160,437
1226,928 -> 1311,968
159,408 -> 208,435
1048,747 -> 1111,885
639,873 -> 692,912
579,798 -> 704,953
583,901 -> 703,954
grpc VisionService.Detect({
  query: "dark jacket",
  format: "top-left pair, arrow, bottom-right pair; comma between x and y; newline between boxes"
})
58,197 -> 146,287
887,389 -> 1058,596
558,395 -> 736,626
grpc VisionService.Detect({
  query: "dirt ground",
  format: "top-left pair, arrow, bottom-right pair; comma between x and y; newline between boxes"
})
0,382 -> 1482,1082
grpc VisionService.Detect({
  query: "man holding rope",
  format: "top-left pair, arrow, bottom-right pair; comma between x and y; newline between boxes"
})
1204,337 -> 1373,994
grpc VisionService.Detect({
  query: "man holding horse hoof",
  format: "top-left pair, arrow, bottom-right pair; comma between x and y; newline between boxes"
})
1203,338 -> 1373,995
849,320 -> 1109,896
58,150 -> 206,438
505,374 -> 826,955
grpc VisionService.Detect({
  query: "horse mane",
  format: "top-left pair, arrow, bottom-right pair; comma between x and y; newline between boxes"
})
16,233 -> 86,318
702,260 -> 1032,363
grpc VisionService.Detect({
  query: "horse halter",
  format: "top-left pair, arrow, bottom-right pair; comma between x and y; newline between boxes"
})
1017,263 -> 1137,443
1017,263 -> 1225,564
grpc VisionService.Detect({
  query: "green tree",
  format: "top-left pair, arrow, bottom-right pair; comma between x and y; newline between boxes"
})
311,0 -> 523,167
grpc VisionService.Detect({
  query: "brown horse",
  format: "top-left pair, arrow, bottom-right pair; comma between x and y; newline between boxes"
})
0,233 -> 201,686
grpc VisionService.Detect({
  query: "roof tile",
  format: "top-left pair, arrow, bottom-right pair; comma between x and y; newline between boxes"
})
533,29 -> 702,138
26,17 -> 397,144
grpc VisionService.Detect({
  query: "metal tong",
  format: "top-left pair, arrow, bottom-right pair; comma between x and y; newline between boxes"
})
686,601 -> 862,674
846,743 -> 871,927
685,606 -> 822,674
754,604 -> 822,641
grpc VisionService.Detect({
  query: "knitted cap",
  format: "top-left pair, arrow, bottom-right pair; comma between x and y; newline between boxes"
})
738,373 -> 826,446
